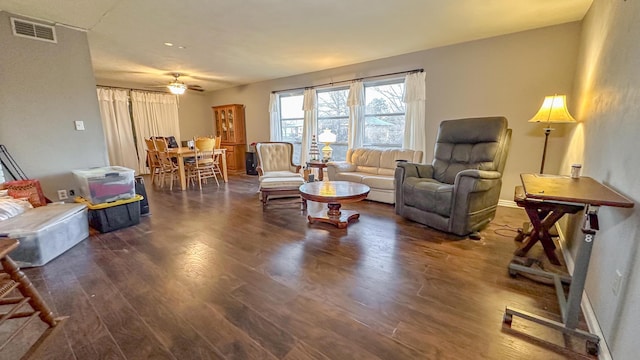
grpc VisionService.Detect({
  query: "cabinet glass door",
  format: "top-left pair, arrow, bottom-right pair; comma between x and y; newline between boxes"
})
227,109 -> 235,142
220,110 -> 228,141
214,110 -> 222,135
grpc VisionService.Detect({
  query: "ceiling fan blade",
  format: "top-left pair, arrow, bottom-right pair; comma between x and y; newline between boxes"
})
187,84 -> 205,92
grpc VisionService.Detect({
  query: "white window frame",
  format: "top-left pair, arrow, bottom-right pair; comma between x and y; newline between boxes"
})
275,77 -> 407,162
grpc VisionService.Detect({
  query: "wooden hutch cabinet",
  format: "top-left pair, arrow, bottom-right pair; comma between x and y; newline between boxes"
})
213,104 -> 246,171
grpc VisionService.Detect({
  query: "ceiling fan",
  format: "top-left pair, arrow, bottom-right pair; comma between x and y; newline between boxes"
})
167,73 -> 204,94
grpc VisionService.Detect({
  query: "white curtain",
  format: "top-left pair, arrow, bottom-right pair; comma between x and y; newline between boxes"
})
403,72 -> 427,157
300,88 -> 317,165
347,81 -> 364,150
131,91 -> 181,174
269,93 -> 282,141
96,88 -> 139,171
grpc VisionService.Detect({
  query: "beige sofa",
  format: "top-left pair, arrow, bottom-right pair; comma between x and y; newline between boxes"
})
326,148 -> 423,204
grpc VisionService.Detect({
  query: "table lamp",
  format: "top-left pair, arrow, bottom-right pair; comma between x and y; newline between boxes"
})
318,129 -> 336,162
529,94 -> 576,173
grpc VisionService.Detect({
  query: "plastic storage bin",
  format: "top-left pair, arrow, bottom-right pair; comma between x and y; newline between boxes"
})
0,203 -> 89,267
72,166 -> 135,204
76,195 -> 142,233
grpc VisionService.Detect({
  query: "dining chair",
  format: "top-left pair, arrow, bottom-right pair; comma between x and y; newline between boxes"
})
153,137 -> 180,190
212,135 -> 223,180
144,138 -> 161,185
188,137 -> 219,189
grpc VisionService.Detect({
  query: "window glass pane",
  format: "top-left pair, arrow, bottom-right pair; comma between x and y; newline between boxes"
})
364,115 -> 404,146
279,93 -> 304,164
317,88 -> 348,161
364,81 -> 405,147
317,89 -> 349,117
280,94 -> 304,119
365,83 -> 405,114
281,119 -> 303,143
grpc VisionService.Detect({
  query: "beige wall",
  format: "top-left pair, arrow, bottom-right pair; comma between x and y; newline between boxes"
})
205,22 -> 582,201
562,1 -> 640,358
178,91 -> 214,140
0,11 -> 109,199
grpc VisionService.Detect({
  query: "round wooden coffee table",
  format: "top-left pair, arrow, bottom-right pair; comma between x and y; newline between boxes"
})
299,181 -> 370,228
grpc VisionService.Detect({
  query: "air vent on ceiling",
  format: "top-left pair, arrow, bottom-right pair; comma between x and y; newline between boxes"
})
11,17 -> 57,43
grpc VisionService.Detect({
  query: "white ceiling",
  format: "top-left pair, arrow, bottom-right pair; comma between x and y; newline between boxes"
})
1,0 -> 592,92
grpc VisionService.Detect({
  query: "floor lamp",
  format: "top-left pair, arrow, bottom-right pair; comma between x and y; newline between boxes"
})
528,94 -> 576,173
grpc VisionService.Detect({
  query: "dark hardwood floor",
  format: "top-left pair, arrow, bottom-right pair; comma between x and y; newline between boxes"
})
1,173 -> 595,359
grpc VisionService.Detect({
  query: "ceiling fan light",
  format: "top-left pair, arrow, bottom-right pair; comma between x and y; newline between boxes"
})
167,81 -> 187,95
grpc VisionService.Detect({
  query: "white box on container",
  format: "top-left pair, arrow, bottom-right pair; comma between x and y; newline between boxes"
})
72,166 -> 135,204
0,203 -> 89,267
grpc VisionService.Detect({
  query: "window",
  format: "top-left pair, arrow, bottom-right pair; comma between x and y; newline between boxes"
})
278,92 -> 304,162
276,78 -> 406,163
316,87 -> 349,161
364,80 -> 406,147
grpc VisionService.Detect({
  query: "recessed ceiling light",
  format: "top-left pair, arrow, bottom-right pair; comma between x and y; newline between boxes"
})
164,42 -> 174,47
178,46 -> 186,49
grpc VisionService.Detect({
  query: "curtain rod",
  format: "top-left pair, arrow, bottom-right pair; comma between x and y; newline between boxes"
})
272,68 -> 423,94
96,85 -> 170,94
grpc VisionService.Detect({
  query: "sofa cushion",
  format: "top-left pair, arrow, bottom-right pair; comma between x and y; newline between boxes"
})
259,171 -> 302,182
379,149 -> 422,171
402,177 -> 453,217
354,165 -> 379,174
362,175 -> 394,190
259,176 -> 305,189
349,148 -> 381,168
334,172 -> 366,183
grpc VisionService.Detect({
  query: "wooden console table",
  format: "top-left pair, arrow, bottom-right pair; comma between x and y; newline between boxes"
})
306,161 -> 327,181
504,174 -> 633,355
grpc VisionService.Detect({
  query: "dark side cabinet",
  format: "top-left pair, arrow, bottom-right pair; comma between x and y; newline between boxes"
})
246,152 -> 258,175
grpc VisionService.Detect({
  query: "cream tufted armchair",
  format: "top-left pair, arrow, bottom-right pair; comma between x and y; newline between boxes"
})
255,142 -> 302,180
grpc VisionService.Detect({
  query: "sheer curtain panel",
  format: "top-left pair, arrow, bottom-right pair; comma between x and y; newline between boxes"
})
402,72 -> 427,157
347,81 -> 364,149
269,93 -> 282,141
131,91 -> 181,174
96,88 -> 139,171
300,88 -> 317,165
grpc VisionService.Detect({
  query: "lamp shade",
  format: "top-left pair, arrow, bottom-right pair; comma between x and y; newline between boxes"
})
529,95 -> 576,124
318,129 -> 336,143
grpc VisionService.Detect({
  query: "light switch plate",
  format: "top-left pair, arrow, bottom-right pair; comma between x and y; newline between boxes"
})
74,121 -> 85,131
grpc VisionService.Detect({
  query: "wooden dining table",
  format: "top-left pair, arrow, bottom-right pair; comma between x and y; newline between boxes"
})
167,147 -> 228,190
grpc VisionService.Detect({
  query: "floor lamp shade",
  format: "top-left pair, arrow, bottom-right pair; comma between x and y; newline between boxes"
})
529,94 -> 576,173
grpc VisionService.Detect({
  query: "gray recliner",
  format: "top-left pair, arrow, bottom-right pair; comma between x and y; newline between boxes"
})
395,117 -> 512,236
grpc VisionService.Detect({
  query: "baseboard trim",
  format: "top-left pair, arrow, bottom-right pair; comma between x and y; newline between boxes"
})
556,225 -> 612,360
498,199 -> 518,208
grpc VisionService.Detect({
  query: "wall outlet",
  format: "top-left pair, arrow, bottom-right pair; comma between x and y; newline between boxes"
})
57,189 -> 68,200
612,269 -> 623,296
74,120 -> 85,131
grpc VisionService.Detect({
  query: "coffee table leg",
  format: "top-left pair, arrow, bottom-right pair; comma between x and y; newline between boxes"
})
307,202 -> 360,228
327,203 -> 341,217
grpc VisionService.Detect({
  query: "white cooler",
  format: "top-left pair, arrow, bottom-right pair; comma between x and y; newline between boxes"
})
0,203 -> 89,267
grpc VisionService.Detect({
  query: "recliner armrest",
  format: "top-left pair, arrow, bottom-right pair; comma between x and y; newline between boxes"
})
455,169 -> 502,181
454,169 -> 502,195
396,162 -> 434,179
